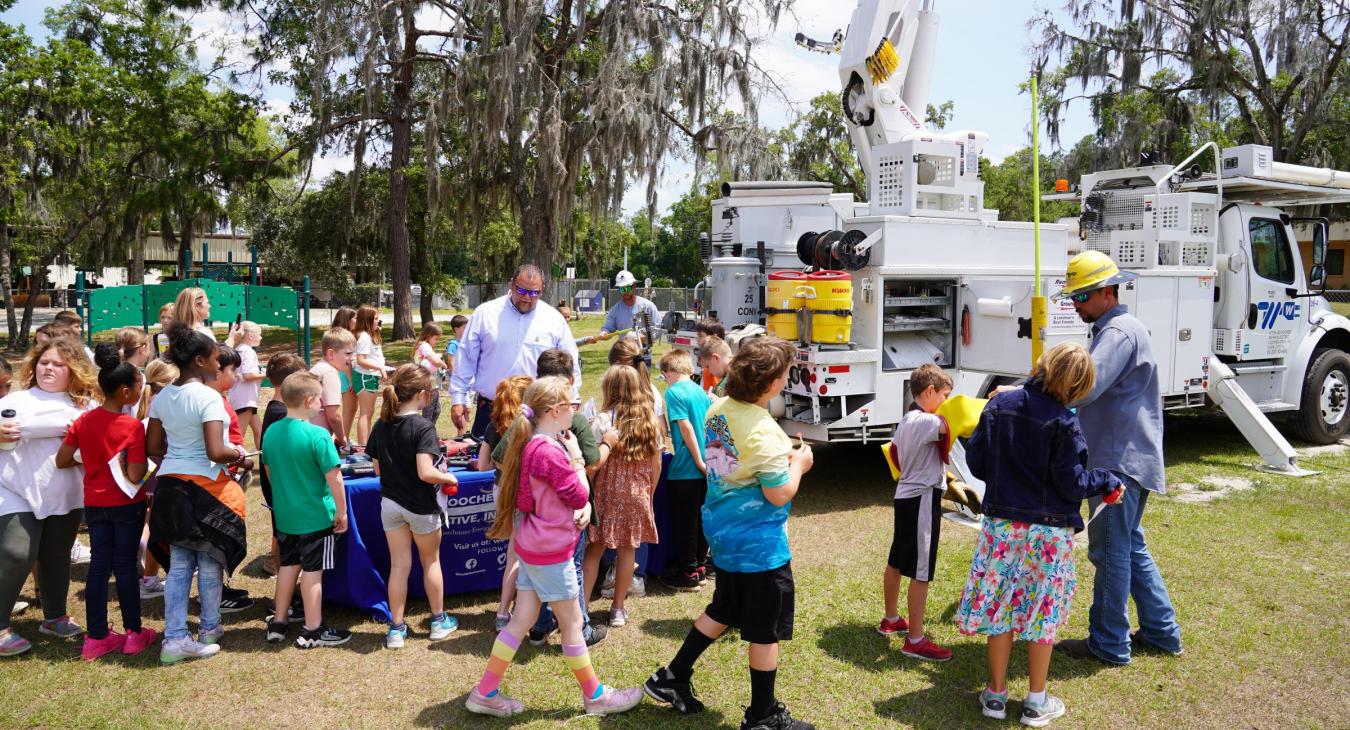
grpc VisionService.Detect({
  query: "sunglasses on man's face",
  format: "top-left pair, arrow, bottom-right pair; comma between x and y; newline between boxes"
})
514,285 -> 542,298
1071,291 -> 1093,303
618,286 -> 633,294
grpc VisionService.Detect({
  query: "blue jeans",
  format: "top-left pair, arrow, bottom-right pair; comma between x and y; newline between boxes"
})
532,528 -> 592,640
85,504 -> 147,639
164,545 -> 223,642
1086,475 -> 1182,663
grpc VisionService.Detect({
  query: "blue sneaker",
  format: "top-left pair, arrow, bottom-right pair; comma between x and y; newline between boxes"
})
385,624 -> 408,649
428,614 -> 457,641
1020,695 -> 1066,727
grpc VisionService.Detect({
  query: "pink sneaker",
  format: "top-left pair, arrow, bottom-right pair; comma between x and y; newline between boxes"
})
583,685 -> 644,716
465,688 -> 524,717
877,615 -> 909,635
81,632 -> 126,661
122,627 -> 159,656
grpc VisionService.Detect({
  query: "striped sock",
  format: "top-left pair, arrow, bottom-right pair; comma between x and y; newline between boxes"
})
476,630 -> 521,697
562,642 -> 603,700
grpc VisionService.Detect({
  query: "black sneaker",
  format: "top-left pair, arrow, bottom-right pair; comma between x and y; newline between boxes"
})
527,623 -> 556,646
264,596 -> 304,624
643,666 -> 704,714
663,570 -> 703,591
266,621 -> 289,643
296,625 -> 352,649
584,623 -> 608,647
218,590 -> 255,614
741,702 -> 813,730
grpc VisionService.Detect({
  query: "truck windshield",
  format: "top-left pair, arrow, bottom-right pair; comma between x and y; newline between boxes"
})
1249,218 -> 1295,285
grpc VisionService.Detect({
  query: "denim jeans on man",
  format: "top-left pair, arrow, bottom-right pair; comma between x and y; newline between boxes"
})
85,503 -> 148,639
1084,473 -> 1182,663
531,527 -> 592,640
164,545 -> 223,641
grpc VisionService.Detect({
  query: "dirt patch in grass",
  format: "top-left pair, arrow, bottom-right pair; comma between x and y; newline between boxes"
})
1170,475 -> 1255,503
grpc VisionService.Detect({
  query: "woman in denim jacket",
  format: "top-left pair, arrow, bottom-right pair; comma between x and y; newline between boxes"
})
955,342 -> 1123,727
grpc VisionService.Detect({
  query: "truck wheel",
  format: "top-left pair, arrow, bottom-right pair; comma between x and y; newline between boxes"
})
1293,348 -> 1350,444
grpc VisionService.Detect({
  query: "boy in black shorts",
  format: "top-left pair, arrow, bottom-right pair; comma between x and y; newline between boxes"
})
644,337 -> 816,730
261,372 -> 350,648
878,363 -> 953,661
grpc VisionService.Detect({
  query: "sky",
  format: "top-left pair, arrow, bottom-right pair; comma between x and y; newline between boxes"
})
2,0 -> 1095,218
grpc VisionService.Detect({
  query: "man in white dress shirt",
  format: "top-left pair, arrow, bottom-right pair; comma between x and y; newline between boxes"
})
450,264 -> 581,438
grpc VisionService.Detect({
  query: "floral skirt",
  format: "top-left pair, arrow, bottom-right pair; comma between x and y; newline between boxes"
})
590,457 -> 657,549
954,517 -> 1077,644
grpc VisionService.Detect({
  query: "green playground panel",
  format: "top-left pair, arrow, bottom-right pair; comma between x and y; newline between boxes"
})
201,280 -> 245,325
143,280 -> 199,325
88,286 -> 145,331
249,285 -> 299,329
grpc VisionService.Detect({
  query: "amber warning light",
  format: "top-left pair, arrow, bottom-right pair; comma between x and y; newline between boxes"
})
1054,179 -> 1069,192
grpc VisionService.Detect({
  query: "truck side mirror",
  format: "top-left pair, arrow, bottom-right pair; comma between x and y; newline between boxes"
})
1311,221 -> 1328,291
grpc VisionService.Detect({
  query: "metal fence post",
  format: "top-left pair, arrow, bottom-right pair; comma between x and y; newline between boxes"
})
303,275 -> 312,366
76,271 -> 88,346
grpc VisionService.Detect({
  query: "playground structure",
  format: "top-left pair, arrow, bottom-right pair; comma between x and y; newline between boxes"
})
76,248 -> 314,363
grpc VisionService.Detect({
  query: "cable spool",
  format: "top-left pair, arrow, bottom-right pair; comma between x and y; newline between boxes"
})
796,230 -> 872,271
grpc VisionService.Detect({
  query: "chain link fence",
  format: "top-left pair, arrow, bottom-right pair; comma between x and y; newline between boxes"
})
459,279 -> 710,321
1325,289 -> 1350,315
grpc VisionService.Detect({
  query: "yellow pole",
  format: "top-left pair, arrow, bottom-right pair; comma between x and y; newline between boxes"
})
1030,76 -> 1046,368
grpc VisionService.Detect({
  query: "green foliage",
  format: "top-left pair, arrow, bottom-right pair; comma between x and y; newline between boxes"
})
780,93 -> 865,200
981,148 -> 1079,223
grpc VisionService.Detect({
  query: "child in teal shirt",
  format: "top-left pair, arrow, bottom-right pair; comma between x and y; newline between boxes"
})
659,349 -> 711,590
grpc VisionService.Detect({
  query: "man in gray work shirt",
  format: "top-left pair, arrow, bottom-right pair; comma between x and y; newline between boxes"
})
1053,251 -> 1183,666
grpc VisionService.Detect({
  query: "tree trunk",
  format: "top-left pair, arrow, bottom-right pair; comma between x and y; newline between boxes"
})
179,208 -> 194,278
418,276 -> 435,325
0,213 -> 16,350
16,256 -> 46,352
385,0 -> 416,341
129,215 -> 146,286
162,211 -> 181,278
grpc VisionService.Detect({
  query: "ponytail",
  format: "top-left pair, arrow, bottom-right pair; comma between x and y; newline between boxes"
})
380,363 -> 433,422
486,414 -> 532,540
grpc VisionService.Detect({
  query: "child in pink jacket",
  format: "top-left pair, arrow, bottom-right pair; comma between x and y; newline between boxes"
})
466,377 -> 643,718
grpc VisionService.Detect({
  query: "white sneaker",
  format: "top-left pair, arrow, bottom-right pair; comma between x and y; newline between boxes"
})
602,569 -> 642,596
199,625 -> 225,645
160,637 -> 220,665
610,607 -> 628,627
70,540 -> 92,565
140,576 -> 166,599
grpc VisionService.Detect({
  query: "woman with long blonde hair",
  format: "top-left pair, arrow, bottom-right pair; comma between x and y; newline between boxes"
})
581,365 -> 663,628
0,337 -> 100,656
171,288 -> 215,340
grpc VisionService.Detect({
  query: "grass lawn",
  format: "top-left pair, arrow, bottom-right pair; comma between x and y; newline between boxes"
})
0,319 -> 1346,728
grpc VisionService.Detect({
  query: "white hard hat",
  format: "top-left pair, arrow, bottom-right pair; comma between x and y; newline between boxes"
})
614,270 -> 636,287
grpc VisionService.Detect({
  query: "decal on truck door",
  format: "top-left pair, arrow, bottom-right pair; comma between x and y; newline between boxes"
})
1255,300 -> 1300,330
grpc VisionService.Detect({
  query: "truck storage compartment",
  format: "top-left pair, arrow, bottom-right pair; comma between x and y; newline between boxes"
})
881,279 -> 954,371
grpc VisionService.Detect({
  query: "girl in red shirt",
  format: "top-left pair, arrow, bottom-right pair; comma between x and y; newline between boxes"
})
57,345 -> 155,660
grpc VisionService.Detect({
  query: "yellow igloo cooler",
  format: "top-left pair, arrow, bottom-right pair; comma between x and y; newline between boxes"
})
796,270 -> 853,344
766,272 -> 807,340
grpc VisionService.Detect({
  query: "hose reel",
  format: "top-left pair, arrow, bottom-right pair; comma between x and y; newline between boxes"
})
796,229 -> 873,271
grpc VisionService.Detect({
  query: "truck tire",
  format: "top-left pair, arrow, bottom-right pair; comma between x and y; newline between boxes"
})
1292,348 -> 1350,444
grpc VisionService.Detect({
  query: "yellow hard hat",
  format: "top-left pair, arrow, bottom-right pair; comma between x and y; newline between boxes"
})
1052,250 -> 1137,299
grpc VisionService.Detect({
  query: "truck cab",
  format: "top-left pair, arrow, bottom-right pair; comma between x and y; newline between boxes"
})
1213,203 -> 1349,442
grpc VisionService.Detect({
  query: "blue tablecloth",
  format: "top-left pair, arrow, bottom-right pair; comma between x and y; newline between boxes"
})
325,456 -> 674,622
324,467 -> 502,622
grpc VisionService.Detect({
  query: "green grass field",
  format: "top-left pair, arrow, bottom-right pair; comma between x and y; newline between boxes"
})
0,316 -> 1346,728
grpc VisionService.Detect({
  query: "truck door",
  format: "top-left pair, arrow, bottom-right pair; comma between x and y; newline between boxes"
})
1242,213 -> 1302,360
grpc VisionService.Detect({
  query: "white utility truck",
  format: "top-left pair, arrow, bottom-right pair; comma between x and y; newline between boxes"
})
667,0 -> 1350,476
